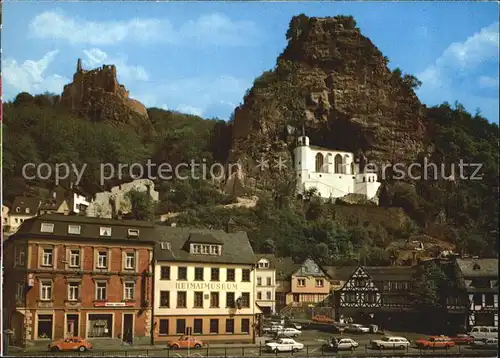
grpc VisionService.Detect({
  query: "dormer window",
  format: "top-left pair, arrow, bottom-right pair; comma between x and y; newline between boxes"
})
258,260 -> 269,269
26,208 -> 30,214
68,225 -> 81,235
16,207 -> 20,213
100,227 -> 112,237
40,223 -> 54,233
190,243 -> 222,256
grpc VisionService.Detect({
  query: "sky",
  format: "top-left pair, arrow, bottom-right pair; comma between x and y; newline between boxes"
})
2,1 -> 499,122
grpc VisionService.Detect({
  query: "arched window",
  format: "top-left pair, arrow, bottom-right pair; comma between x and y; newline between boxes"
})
315,153 -> 324,173
334,154 -> 344,174
362,176 -> 366,182
350,162 -> 355,175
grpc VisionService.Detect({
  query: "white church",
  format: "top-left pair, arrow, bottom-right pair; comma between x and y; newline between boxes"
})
293,132 -> 380,201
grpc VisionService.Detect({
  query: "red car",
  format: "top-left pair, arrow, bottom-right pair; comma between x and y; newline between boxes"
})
451,334 -> 474,345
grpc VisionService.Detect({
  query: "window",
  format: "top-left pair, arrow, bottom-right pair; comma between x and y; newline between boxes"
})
192,244 -> 201,254
40,281 -> 52,301
177,291 -> 187,308
364,293 -> 376,303
100,227 -> 112,236
124,282 -> 135,300
266,277 -> 272,286
259,261 -> 269,269
316,279 -> 324,287
160,266 -> 170,280
16,283 -> 24,302
194,267 -> 204,281
178,267 -> 187,280
68,283 -> 80,301
26,208 -> 30,214
473,294 -> 482,305
128,229 -> 140,238
125,252 -> 135,270
225,319 -> 234,334
241,293 -> 250,308
95,282 -> 107,300
69,250 -> 80,268
210,292 -> 219,308
210,319 -> 219,334
226,292 -> 235,308
88,314 -> 112,338
485,294 -> 494,306
160,291 -> 170,307
194,319 -> 203,334
257,292 -> 262,300
194,292 -> 203,308
210,245 -> 220,255
297,278 -> 305,287
257,277 -> 262,286
68,225 -> 81,235
16,207 -> 20,213
242,269 -> 251,282
345,293 -> 356,303
40,223 -> 54,233
159,319 -> 169,335
211,268 -> 220,281
241,319 -> 250,333
42,248 -> 53,266
97,251 -> 107,269
226,268 -> 235,282
266,292 -> 272,300
176,319 -> 186,334
37,314 -> 53,339
15,247 -> 26,266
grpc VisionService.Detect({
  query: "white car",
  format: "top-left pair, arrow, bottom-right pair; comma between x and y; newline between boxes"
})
278,328 -> 302,338
371,336 -> 410,349
265,338 -> 304,353
327,338 -> 359,351
345,324 -> 370,333
263,324 -> 284,334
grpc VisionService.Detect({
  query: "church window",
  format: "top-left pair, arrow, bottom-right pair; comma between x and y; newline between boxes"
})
334,154 -> 344,174
315,153 -> 324,173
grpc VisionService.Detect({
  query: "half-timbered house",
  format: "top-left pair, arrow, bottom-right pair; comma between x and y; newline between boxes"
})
338,265 -> 416,330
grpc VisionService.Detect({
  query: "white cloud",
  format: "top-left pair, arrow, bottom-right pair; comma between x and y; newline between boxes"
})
417,22 -> 499,88
478,75 -> 499,89
30,10 -> 259,46
82,48 -> 149,82
134,75 -> 249,118
2,50 -> 70,97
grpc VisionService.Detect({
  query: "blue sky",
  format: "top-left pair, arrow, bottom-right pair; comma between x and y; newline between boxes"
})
2,1 -> 499,122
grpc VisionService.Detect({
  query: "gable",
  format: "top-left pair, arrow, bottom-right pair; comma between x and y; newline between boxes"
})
294,258 -> 327,277
341,266 -> 379,291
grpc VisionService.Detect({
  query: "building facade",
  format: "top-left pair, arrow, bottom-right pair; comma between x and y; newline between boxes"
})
454,258 -> 498,328
153,227 -> 260,343
2,214 -> 155,347
255,255 -> 277,315
293,133 -> 380,200
5,197 -> 41,233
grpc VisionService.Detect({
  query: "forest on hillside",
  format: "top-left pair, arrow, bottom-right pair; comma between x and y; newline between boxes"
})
2,90 -> 498,264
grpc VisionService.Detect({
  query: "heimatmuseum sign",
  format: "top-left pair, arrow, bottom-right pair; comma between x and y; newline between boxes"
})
175,282 -> 238,290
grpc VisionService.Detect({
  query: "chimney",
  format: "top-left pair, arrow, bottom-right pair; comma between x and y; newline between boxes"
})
77,58 -> 82,72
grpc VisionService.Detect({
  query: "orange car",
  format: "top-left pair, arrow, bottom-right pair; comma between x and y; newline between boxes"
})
167,335 -> 204,349
451,334 -> 474,345
48,337 -> 93,352
415,336 -> 456,349
312,315 -> 335,324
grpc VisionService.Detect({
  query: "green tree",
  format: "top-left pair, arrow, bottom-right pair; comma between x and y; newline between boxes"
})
124,189 -> 155,221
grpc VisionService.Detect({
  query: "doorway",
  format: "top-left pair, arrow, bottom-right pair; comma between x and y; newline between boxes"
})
66,314 -> 79,337
122,314 -> 134,344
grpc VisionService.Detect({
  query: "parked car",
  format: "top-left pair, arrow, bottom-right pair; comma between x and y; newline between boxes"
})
265,338 -> 304,353
167,336 -> 203,349
312,315 -> 335,324
468,326 -> 498,340
450,334 -> 474,345
471,338 -> 498,349
278,327 -> 302,338
415,336 -> 456,349
263,324 -> 284,334
324,337 -> 359,351
285,321 -> 302,330
345,324 -> 370,333
265,334 -> 287,344
371,336 -> 410,350
48,337 -> 93,352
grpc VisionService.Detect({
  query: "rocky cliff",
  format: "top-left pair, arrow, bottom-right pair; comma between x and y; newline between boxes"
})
229,15 -> 429,178
61,59 -> 150,129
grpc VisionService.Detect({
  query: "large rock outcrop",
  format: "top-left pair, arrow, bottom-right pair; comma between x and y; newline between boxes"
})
61,59 -> 150,128
229,15 -> 429,178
